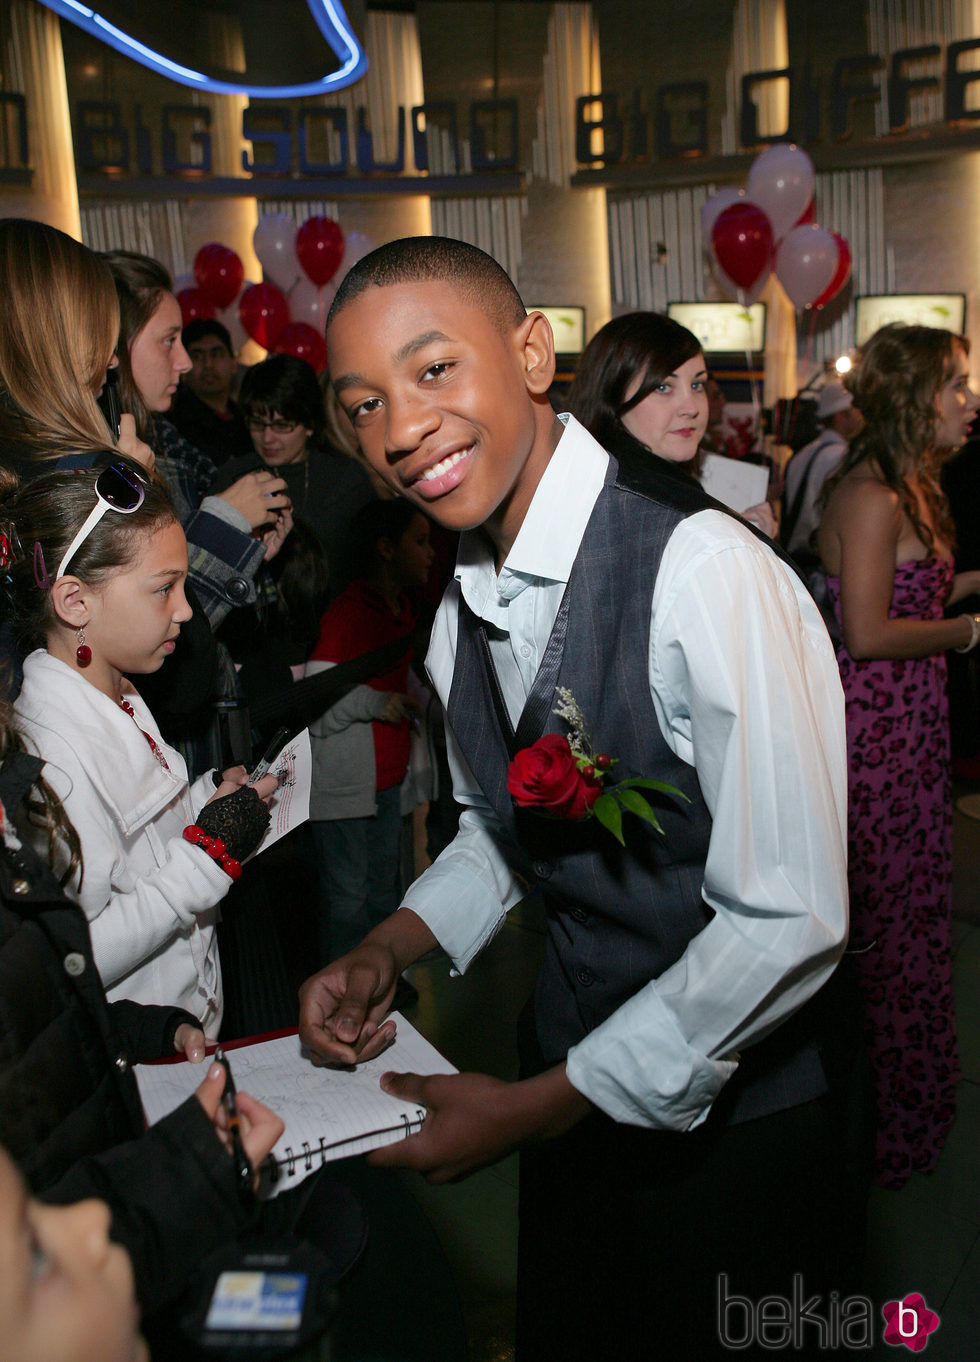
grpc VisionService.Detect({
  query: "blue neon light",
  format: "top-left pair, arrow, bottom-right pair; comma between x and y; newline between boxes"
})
39,1 -> 368,97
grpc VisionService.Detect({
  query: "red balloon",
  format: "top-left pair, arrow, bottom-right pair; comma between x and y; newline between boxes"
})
238,282 -> 289,350
275,321 -> 328,374
194,243 -> 245,310
812,232 -> 852,310
176,287 -> 215,326
295,217 -> 345,287
711,203 -> 774,292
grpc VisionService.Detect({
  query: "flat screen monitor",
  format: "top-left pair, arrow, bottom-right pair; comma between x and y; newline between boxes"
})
855,294 -> 967,346
526,305 -> 586,355
667,302 -> 766,354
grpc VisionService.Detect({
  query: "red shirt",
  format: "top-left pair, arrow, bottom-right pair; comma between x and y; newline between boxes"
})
310,579 -> 416,793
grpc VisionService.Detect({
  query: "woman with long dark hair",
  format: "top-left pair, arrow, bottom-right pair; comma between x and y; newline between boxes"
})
817,322 -> 980,1187
568,312 -> 776,535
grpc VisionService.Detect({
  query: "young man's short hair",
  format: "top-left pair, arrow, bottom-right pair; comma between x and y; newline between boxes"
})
182,318 -> 234,354
328,236 -> 527,336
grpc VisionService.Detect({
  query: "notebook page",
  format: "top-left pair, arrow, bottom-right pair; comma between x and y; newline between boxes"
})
135,1014 -> 457,1195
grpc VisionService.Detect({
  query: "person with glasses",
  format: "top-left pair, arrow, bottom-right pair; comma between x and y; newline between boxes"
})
214,353 -> 376,603
1,462 -> 278,1036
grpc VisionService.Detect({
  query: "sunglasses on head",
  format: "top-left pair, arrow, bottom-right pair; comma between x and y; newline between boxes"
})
56,462 -> 147,581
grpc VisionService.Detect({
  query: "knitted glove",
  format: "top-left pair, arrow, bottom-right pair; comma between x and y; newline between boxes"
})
196,785 -> 271,862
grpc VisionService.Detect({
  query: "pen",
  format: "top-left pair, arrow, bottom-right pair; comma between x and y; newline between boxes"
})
214,1046 -> 254,1204
246,726 -> 291,785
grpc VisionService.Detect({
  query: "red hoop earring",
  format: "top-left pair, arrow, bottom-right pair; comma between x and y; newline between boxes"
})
76,627 -> 92,668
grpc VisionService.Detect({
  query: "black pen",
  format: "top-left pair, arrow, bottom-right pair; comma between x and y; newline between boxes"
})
246,726 -> 291,785
214,1046 -> 254,1204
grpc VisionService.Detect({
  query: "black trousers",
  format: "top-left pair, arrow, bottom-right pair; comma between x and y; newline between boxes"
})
515,984 -> 872,1361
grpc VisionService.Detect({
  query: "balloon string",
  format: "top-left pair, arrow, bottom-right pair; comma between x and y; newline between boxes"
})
784,304 -> 820,449
737,289 -> 763,455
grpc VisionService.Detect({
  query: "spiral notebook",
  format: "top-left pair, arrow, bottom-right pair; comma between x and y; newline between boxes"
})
135,1016 -> 457,1197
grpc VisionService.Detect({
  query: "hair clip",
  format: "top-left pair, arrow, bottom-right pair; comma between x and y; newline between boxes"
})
33,541 -> 52,590
0,524 -> 22,571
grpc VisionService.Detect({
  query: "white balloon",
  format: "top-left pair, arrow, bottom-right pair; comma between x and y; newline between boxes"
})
253,213 -> 300,294
288,277 -> 337,334
332,231 -> 376,287
700,187 -> 745,245
173,272 -> 195,295
746,144 -> 815,242
775,225 -> 838,310
217,283 -> 254,355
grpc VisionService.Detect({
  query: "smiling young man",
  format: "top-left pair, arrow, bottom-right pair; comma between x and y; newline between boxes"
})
299,238 -> 857,1359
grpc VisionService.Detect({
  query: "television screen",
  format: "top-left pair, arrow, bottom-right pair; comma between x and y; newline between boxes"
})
667,302 -> 766,353
855,294 -> 967,346
526,305 -> 586,355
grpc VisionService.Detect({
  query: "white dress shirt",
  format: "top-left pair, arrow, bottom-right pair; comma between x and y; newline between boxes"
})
403,414 -> 848,1131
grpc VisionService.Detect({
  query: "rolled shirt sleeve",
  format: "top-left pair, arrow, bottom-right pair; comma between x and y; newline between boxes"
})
566,511 -> 848,1128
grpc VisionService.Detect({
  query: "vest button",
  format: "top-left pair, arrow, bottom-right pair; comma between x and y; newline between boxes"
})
533,860 -> 553,880
12,877 -> 30,895
114,1054 -> 129,1073
63,952 -> 86,977
570,907 -> 589,924
575,967 -> 595,987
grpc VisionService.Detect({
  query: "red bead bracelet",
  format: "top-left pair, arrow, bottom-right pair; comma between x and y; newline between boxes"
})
182,824 -> 243,881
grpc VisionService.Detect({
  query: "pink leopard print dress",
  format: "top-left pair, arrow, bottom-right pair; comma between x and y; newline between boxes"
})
827,557 -> 961,1189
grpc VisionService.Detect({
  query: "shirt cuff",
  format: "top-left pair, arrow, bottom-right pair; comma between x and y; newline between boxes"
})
400,859 -> 508,974
200,494 -> 251,534
565,982 -> 739,1131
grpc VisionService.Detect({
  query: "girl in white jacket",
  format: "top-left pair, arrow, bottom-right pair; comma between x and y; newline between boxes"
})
3,461 -> 276,1036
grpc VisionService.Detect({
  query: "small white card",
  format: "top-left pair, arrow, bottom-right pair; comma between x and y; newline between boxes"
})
251,730 -> 311,858
698,452 -> 770,513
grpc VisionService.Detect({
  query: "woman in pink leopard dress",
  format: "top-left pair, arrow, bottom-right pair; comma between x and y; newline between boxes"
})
817,323 -> 980,1187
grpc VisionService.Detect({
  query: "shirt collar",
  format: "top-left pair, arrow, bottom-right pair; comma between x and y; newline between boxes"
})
456,413 -> 609,613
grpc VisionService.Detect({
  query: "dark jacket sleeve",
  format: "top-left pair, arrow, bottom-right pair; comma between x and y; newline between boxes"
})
39,1094 -> 258,1315
107,999 -> 200,1064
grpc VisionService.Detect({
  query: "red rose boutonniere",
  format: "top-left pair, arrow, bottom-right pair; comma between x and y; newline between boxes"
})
506,687 -> 688,846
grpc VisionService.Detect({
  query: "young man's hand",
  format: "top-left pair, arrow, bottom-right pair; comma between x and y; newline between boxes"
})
298,944 -> 401,1066
298,909 -> 438,1065
366,1065 -> 594,1183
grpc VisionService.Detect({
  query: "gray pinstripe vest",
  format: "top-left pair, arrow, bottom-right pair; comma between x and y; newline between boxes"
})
446,444 -> 827,1123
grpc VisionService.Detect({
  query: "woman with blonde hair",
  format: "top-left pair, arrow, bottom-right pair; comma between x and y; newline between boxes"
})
817,322 -> 980,1187
0,219 -> 150,471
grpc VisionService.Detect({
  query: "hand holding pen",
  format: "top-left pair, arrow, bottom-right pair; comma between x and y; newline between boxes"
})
193,1053 -> 284,1202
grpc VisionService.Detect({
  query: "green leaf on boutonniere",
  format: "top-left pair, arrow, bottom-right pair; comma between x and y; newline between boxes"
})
616,788 -> 666,835
592,792 -> 624,845
614,778 -> 691,802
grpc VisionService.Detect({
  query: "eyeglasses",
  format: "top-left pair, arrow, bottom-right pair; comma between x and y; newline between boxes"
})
56,462 -> 147,581
247,417 -> 300,435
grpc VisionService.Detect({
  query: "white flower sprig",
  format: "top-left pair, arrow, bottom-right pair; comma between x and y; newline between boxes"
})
550,686 -> 688,846
552,686 -> 589,758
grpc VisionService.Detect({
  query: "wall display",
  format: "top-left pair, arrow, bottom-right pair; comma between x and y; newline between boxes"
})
667,303 -> 767,354
855,294 -> 967,345
525,306 -> 586,355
